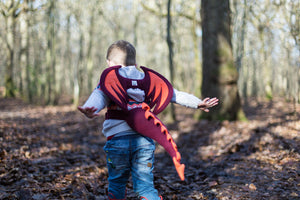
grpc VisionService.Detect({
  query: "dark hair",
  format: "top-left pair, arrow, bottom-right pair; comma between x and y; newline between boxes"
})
106,40 -> 136,66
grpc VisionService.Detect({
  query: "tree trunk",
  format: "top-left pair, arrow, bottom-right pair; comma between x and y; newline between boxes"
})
201,0 -> 244,121
3,1 -> 19,98
87,8 -> 95,91
73,32 -> 84,107
25,0 -> 32,102
167,0 -> 176,121
192,6 -> 201,96
45,0 -> 57,105
234,0 -> 248,100
66,15 -> 72,96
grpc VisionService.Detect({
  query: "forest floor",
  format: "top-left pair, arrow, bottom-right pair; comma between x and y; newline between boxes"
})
0,97 -> 299,200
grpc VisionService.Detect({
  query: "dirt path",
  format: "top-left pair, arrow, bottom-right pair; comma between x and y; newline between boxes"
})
0,98 -> 299,199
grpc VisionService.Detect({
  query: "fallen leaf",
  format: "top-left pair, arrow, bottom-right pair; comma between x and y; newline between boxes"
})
249,183 -> 257,191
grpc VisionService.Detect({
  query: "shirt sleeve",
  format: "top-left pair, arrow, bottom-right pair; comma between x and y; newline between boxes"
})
171,88 -> 202,109
82,87 -> 110,113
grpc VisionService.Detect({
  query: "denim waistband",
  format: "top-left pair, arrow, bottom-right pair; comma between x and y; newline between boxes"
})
107,132 -> 139,141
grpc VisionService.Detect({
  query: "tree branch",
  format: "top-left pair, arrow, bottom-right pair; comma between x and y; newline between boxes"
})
141,2 -> 200,23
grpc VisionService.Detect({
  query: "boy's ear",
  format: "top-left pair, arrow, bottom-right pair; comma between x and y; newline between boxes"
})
107,59 -> 116,67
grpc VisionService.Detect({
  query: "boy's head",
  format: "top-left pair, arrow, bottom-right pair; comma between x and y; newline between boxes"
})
106,40 -> 136,67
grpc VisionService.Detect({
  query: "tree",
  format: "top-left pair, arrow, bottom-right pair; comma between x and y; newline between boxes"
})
24,0 -> 37,102
201,0 -> 244,120
282,0 -> 299,112
45,0 -> 58,105
0,0 -> 22,97
0,0 -> 297,106
166,0 -> 176,121
232,0 -> 248,101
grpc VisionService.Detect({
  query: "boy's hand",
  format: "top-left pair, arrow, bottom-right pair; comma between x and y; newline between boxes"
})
77,106 -> 99,118
198,97 -> 219,112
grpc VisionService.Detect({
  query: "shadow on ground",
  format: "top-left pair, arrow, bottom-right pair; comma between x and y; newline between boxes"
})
0,98 -> 299,199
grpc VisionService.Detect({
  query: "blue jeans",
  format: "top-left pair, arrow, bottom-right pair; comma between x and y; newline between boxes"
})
104,134 -> 161,200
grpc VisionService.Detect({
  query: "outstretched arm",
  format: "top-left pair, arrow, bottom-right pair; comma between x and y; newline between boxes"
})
78,88 -> 110,118
77,106 -> 100,118
197,97 -> 219,112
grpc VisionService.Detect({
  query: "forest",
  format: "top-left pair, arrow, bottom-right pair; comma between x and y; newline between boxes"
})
0,0 -> 299,199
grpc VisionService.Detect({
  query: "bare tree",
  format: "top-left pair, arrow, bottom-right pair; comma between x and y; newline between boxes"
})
0,0 -> 298,107
166,0 -> 176,121
281,0 -> 299,112
232,0 -> 248,101
45,0 -> 58,104
86,6 -> 96,91
0,0 -> 22,97
201,0 -> 244,120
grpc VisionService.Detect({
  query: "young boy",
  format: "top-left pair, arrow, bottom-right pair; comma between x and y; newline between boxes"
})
78,40 -> 218,200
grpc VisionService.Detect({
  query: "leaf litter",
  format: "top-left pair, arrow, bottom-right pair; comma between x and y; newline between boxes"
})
0,98 -> 299,199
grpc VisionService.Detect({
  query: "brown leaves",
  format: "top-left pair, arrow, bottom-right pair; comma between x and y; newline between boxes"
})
208,181 -> 218,187
247,183 -> 257,191
0,97 -> 299,199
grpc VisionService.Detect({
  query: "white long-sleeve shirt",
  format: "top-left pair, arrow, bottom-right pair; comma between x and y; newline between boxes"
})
83,66 -> 202,138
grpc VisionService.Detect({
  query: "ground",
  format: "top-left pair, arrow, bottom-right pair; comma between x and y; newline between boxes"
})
0,98 -> 299,200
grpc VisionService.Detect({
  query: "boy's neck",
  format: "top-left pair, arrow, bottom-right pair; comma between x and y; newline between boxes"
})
122,65 -> 136,68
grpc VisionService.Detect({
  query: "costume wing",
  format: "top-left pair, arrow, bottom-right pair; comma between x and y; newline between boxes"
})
141,67 -> 173,115
100,66 -> 128,111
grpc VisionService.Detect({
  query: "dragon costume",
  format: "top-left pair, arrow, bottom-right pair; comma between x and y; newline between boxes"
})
100,65 -> 185,181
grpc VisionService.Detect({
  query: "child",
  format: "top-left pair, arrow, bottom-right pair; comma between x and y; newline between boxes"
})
78,40 -> 218,200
